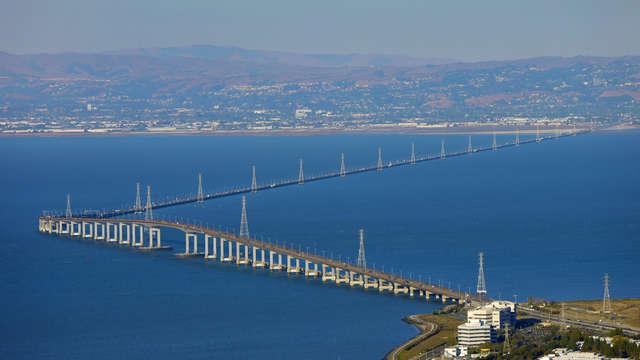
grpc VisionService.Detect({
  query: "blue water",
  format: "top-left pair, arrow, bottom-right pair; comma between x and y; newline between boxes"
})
1,131 -> 638,359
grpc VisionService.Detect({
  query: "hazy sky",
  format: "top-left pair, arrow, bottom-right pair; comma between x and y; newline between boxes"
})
2,0 -> 639,61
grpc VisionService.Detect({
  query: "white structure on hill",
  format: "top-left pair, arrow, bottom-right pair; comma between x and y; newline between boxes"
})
467,300 -> 516,330
457,320 -> 495,346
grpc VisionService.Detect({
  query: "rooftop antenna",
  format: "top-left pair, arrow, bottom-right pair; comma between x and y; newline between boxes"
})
135,182 -> 142,211
440,139 -> 446,159
467,136 -> 473,153
197,173 -> 204,202
251,165 -> 257,193
65,194 -> 72,218
476,252 -> 487,303
239,195 -> 249,237
145,185 -> 153,221
492,132 -> 497,150
410,142 -> 416,164
298,159 -> 304,184
377,147 -> 383,171
602,273 -> 612,313
340,152 -> 346,177
356,229 -> 366,269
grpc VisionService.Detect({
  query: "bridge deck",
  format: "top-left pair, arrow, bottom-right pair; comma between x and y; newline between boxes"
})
42,216 -> 470,301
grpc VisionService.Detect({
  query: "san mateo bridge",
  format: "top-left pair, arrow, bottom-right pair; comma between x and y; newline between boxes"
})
38,128 -> 589,305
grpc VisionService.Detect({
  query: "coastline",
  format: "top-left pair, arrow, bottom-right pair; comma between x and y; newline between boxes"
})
1,124 -> 628,138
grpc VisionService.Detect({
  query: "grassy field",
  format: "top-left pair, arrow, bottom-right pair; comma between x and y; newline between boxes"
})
544,299 -> 640,330
397,314 -> 463,360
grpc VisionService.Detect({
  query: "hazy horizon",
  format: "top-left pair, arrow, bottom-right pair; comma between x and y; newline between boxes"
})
2,0 -> 639,62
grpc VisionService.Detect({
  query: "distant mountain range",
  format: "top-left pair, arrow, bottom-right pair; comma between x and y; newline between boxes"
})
0,45 -> 638,128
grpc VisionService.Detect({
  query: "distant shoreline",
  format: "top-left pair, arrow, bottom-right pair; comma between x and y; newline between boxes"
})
2,124 -> 634,138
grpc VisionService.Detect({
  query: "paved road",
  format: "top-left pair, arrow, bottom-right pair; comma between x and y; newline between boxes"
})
518,306 -> 640,337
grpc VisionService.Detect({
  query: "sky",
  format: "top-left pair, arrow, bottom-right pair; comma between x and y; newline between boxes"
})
2,0 -> 639,61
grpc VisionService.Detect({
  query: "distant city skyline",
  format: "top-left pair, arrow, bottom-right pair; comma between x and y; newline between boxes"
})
2,0 -> 639,61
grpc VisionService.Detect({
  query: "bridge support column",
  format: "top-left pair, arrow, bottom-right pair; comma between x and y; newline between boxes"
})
349,272 -> 364,287
145,227 -> 160,248
304,261 -> 318,276
50,220 -> 59,234
204,235 -> 217,259
94,222 -> 105,240
70,221 -> 81,236
321,264 -> 336,281
106,223 -> 118,242
184,233 -> 198,255
236,243 -> 249,265
378,279 -> 393,293
60,220 -> 69,235
393,283 -> 409,295
118,223 -> 130,244
131,224 -> 143,246
442,295 -> 448,304
335,268 -> 349,284
363,276 -> 379,289
82,222 -> 93,239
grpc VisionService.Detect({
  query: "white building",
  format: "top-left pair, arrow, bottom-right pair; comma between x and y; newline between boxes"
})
537,348 -> 607,359
467,301 -> 516,330
457,320 -> 495,346
444,345 -> 468,358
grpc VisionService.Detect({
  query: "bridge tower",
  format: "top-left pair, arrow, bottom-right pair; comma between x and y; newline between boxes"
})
251,165 -> 257,193
356,229 -> 366,269
65,194 -> 72,218
476,252 -> 487,303
467,136 -> 473,153
239,195 -> 249,238
602,273 -> 612,313
298,159 -> 304,184
440,139 -> 446,159
145,185 -> 153,221
377,147 -> 383,171
410,142 -> 416,164
197,173 -> 204,202
135,182 -> 142,212
492,132 -> 497,151
515,129 -> 520,146
340,153 -> 346,177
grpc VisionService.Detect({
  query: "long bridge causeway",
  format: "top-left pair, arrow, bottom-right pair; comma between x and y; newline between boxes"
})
68,129 -> 588,219
38,128 -> 590,304
39,216 -> 468,304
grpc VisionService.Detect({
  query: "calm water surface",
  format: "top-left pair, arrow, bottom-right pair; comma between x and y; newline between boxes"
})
0,131 -> 638,359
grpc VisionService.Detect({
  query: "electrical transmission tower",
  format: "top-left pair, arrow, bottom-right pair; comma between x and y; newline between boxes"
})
492,132 -> 497,150
503,324 -> 511,357
602,273 -> 612,313
467,136 -> 473,153
515,129 -> 520,146
65,194 -> 72,218
340,152 -> 346,177
476,252 -> 487,302
251,165 -> 257,193
197,173 -> 204,202
440,139 -> 446,159
145,185 -> 153,221
298,159 -> 304,184
377,147 -> 383,171
410,142 -> 416,164
239,195 -> 249,238
356,229 -> 366,269
135,182 -> 142,211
